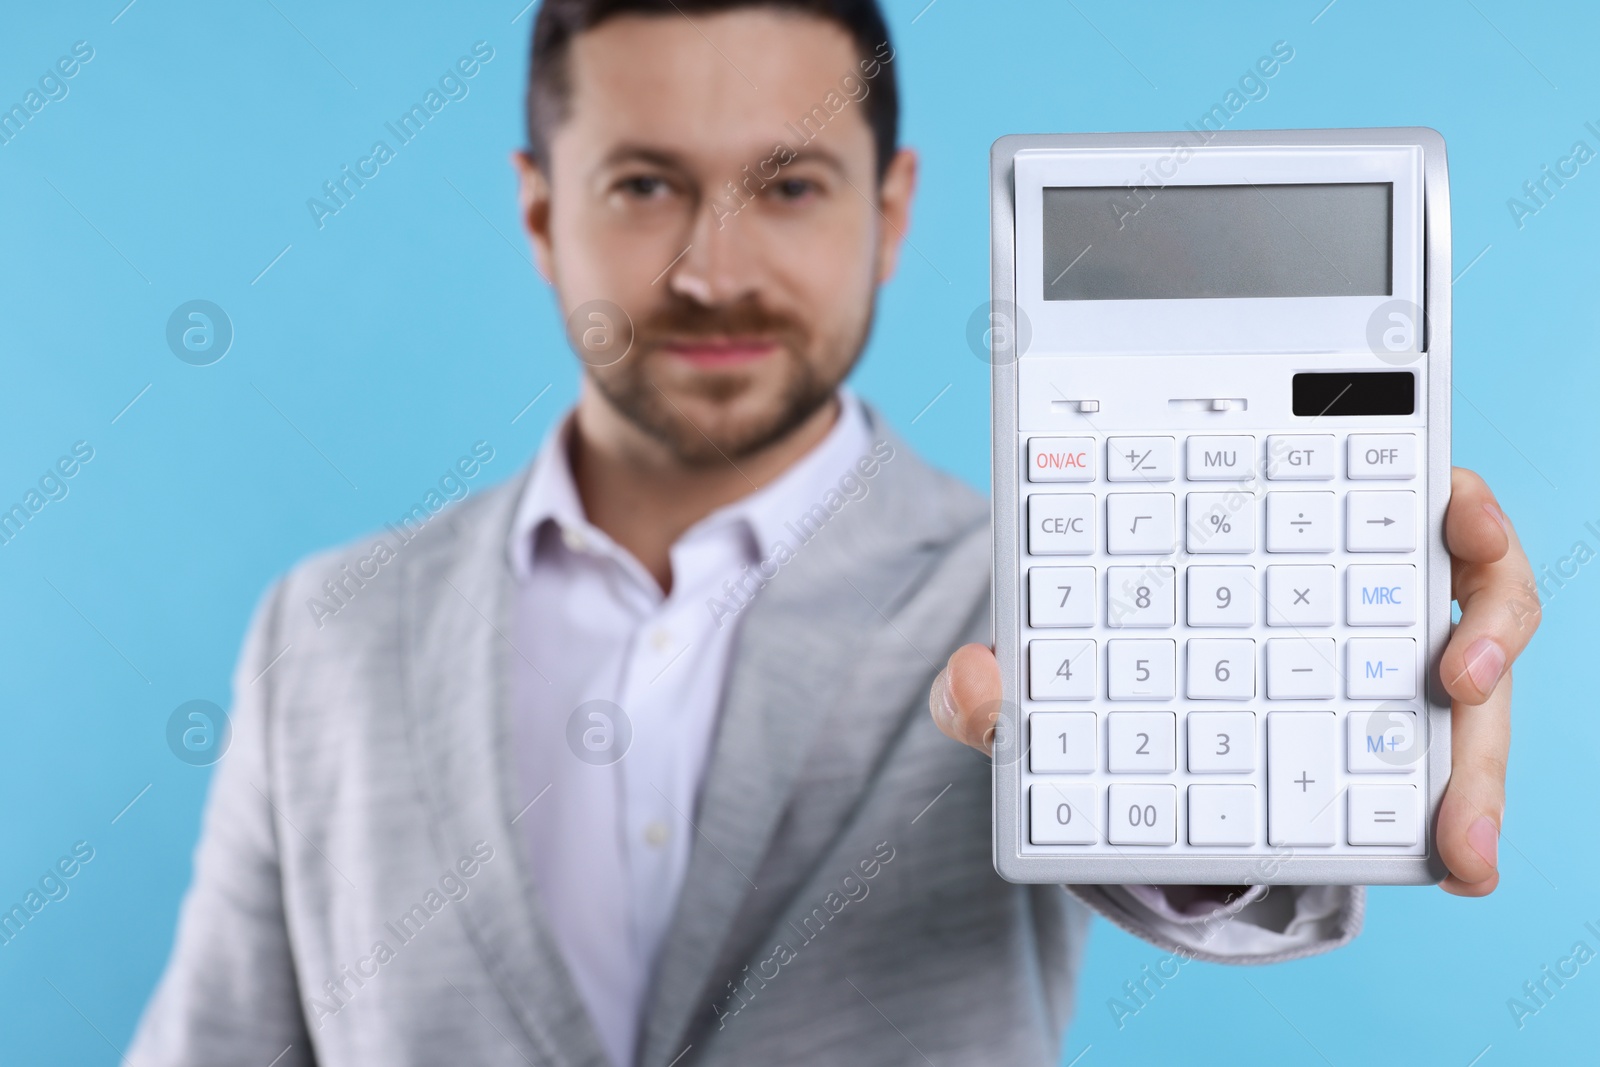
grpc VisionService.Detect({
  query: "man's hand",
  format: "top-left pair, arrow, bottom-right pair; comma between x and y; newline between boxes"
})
929,467 -> 1539,897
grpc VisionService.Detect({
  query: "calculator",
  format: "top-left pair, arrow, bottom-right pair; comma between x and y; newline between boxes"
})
988,129 -> 1451,885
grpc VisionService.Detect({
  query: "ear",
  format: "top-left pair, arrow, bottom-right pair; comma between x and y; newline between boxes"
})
513,149 -> 555,283
873,147 -> 918,286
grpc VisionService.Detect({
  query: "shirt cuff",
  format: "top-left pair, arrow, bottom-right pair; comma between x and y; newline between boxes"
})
1066,883 -> 1365,963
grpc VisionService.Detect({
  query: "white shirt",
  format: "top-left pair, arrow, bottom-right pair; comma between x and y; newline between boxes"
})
505,391 -> 873,1067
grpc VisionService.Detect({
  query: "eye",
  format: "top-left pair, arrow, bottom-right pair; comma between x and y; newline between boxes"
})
614,174 -> 673,200
769,177 -> 819,202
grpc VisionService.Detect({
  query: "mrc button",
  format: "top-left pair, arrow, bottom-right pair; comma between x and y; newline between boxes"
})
1028,437 -> 1095,482
1346,564 -> 1417,625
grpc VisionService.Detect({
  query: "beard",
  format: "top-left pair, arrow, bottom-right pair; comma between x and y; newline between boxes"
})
582,292 -> 871,466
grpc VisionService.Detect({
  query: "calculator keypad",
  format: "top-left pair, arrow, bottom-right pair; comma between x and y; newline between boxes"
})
1022,431 -> 1427,853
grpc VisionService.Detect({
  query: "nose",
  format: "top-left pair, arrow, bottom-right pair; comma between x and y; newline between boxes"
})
665,195 -> 763,307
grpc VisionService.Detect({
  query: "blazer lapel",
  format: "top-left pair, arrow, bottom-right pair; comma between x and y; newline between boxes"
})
400,475 -> 612,1067
635,420 -> 991,1067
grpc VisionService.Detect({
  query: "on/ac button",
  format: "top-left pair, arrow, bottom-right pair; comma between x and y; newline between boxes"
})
1028,437 -> 1096,482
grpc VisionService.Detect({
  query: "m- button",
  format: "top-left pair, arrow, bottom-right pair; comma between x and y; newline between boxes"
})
1029,437 -> 1096,482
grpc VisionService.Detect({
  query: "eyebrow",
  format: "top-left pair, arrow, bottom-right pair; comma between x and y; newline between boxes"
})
591,142 -> 853,180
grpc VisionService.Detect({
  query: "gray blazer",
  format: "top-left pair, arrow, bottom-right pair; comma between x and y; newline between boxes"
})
130,415 -> 1361,1066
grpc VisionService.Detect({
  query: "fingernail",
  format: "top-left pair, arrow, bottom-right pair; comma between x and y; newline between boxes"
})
1483,501 -> 1510,535
1465,638 -> 1506,694
933,669 -> 958,722
1468,815 -> 1499,869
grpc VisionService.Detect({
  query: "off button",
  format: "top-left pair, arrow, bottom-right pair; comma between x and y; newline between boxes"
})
1028,437 -> 1096,482
1348,434 -> 1417,479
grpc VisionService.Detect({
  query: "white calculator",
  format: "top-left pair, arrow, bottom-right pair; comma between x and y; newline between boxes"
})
988,129 -> 1451,885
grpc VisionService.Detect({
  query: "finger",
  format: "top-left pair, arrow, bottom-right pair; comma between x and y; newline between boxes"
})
1441,471 -> 1540,705
928,643 -> 1002,754
1436,667 -> 1512,896
1444,468 -> 1510,566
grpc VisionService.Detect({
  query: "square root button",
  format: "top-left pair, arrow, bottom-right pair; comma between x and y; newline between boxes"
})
1348,783 -> 1418,846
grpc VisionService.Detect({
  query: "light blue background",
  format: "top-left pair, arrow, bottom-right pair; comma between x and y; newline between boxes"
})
2,0 -> 1595,1063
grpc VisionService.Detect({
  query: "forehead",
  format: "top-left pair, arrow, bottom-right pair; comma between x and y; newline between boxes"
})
558,10 -> 873,166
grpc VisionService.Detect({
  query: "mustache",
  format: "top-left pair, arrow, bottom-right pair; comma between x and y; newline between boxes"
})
633,296 -> 809,346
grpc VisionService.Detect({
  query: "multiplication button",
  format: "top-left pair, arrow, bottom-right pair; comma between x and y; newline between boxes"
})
1028,437 -> 1096,482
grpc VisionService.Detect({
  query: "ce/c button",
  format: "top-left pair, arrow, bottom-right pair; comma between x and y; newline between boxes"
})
1028,494 -> 1097,554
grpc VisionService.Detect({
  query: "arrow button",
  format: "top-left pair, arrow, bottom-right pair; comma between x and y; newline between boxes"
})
1347,491 -> 1416,552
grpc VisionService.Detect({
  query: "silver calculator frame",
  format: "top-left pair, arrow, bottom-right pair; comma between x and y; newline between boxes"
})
990,128 -> 1452,885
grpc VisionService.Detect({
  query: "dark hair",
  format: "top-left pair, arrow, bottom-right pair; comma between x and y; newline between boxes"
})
526,0 -> 899,177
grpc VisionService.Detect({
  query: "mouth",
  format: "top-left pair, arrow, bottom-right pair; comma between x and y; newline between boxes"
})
659,337 -> 781,368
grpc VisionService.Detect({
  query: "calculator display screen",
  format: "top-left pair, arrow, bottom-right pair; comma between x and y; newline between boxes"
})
1042,182 -> 1392,301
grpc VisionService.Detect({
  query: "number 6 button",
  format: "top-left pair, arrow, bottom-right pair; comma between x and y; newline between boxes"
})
1186,639 -> 1255,699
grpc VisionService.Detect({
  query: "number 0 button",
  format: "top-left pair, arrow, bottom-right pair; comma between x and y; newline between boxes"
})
1030,783 -> 1097,844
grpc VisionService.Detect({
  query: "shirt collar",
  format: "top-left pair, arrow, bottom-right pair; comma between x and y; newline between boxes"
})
506,389 -> 874,582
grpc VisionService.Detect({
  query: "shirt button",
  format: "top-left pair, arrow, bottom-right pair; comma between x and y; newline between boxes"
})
650,628 -> 672,651
643,821 -> 670,847
561,525 -> 588,552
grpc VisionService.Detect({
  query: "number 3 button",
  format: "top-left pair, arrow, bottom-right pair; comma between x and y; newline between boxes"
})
1186,711 -> 1257,773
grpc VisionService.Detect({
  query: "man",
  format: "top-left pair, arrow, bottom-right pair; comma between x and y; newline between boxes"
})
130,2 -> 1536,1064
